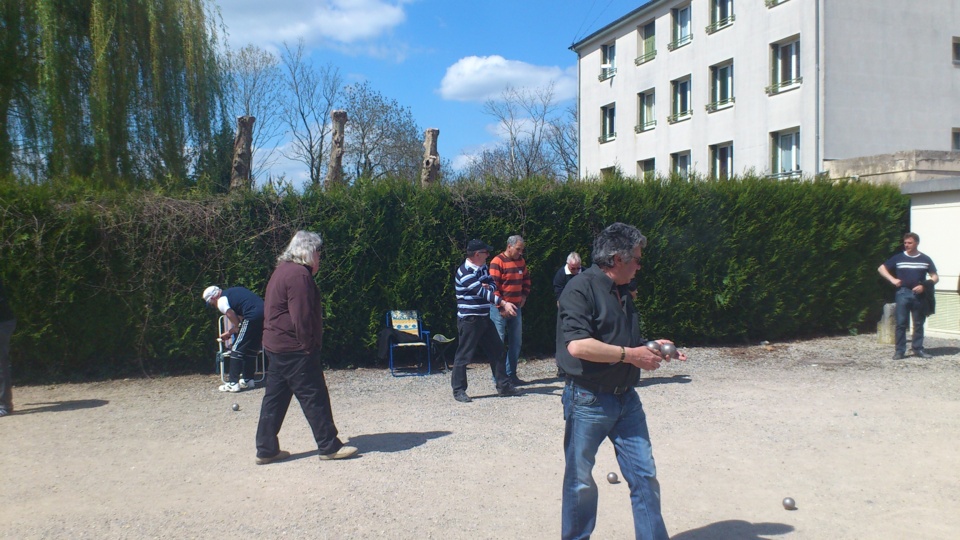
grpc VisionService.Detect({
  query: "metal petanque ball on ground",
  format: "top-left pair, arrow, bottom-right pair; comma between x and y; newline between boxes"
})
782,497 -> 796,510
232,403 -> 240,411
607,472 -> 619,484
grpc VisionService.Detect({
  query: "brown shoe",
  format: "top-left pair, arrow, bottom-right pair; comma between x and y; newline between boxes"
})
255,450 -> 290,465
319,446 -> 358,461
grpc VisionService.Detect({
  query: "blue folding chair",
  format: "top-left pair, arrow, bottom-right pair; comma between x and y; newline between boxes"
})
385,310 -> 432,376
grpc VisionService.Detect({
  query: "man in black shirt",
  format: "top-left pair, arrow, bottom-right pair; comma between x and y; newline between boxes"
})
556,222 -> 685,540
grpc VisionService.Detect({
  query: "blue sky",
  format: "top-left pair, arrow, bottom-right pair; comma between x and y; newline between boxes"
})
218,0 -> 647,183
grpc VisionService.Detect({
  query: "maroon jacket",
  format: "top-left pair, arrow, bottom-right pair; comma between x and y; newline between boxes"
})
263,261 -> 324,353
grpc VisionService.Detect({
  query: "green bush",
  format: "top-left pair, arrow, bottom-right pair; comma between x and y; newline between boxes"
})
0,174 -> 907,383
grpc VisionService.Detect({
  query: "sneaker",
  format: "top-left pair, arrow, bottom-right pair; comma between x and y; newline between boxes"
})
0,408 -> 8,417
892,352 -> 905,360
454,392 -> 473,403
510,375 -> 529,386
218,382 -> 241,393
913,350 -> 933,359
239,379 -> 255,389
498,385 -> 521,397
255,450 -> 290,465
319,446 -> 358,461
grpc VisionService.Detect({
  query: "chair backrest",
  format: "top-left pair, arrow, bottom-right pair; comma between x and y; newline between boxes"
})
388,310 -> 421,337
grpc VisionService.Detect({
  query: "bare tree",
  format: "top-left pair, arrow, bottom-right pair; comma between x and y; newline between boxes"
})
479,84 -> 557,179
547,104 -> 579,181
279,40 -> 342,187
342,81 -> 422,182
226,44 -> 285,180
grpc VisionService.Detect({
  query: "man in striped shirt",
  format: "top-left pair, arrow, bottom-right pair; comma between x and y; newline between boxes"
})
451,239 -> 521,403
489,235 -> 531,386
878,232 -> 939,359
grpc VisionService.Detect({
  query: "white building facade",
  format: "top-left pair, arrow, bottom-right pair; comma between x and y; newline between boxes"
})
571,0 -> 960,180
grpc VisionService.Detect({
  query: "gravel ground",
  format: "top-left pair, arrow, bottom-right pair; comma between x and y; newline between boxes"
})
3,333 -> 959,539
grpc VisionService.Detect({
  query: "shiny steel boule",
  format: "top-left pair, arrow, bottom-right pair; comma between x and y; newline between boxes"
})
645,341 -> 661,352
782,497 -> 796,510
607,472 -> 619,484
660,343 -> 677,359
232,403 -> 240,411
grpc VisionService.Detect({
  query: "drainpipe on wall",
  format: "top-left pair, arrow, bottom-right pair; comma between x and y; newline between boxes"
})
815,0 -> 822,175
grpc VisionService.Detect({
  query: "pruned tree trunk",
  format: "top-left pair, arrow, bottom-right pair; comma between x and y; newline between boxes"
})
420,128 -> 440,186
327,109 -> 347,188
230,115 -> 255,191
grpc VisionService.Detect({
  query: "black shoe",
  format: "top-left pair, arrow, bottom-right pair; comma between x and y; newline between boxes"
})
913,350 -> 933,359
892,352 -> 905,360
454,392 -> 473,403
498,385 -> 521,397
510,375 -> 528,386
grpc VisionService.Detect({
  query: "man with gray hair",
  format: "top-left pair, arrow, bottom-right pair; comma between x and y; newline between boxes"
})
553,251 -> 582,302
489,234 -> 531,386
202,284 -> 263,392
556,222 -> 685,540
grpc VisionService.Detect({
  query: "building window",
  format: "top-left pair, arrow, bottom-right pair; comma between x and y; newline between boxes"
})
767,38 -> 802,95
599,43 -> 617,81
635,90 -> 656,132
668,77 -> 692,123
954,37 -> 960,64
600,104 -> 616,143
668,5 -> 692,51
638,158 -> 656,179
711,142 -> 734,179
636,21 -> 657,65
600,166 -> 618,180
770,128 -> 800,178
707,61 -> 734,112
671,151 -> 691,179
953,129 -> 960,151
706,0 -> 735,34
765,0 -> 790,7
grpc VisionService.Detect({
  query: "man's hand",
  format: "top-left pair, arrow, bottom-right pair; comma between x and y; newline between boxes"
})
912,284 -> 924,294
500,301 -> 517,318
624,346 -> 665,371
892,278 -> 902,288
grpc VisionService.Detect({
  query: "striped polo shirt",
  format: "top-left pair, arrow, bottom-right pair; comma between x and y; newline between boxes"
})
489,253 -> 531,304
455,259 -> 500,318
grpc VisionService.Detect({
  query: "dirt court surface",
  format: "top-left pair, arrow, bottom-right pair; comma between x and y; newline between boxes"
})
3,333 -> 960,539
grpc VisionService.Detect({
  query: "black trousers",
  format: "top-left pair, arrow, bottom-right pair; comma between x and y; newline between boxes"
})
451,315 -> 509,394
229,318 -> 262,383
255,349 -> 344,458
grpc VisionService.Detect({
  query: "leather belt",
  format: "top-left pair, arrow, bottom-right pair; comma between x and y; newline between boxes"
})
567,377 -> 632,395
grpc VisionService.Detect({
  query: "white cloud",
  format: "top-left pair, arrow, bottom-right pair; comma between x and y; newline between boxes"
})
438,55 -> 577,103
220,0 -> 413,50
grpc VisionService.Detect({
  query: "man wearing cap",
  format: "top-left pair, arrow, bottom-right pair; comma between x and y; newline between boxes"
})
557,223 -> 685,540
203,285 -> 264,392
451,239 -> 521,403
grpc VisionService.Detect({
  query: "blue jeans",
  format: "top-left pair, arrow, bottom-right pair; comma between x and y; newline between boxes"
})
895,288 -> 926,354
490,306 -> 522,377
561,382 -> 668,540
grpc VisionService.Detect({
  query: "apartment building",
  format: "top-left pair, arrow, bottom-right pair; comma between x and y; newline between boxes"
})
570,0 -> 960,180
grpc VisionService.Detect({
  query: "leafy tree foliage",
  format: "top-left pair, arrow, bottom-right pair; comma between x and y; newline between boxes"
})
0,0 -> 228,187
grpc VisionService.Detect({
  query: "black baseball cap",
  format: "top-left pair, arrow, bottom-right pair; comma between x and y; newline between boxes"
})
466,239 -> 493,254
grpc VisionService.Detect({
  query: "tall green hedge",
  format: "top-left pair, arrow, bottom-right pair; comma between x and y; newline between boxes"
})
0,174 -> 907,383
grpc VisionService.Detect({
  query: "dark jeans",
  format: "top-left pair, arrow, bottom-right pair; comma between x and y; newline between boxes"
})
255,349 -> 344,458
229,318 -> 262,383
451,316 -> 510,394
561,381 -> 667,540
895,288 -> 927,354
0,318 -> 15,412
